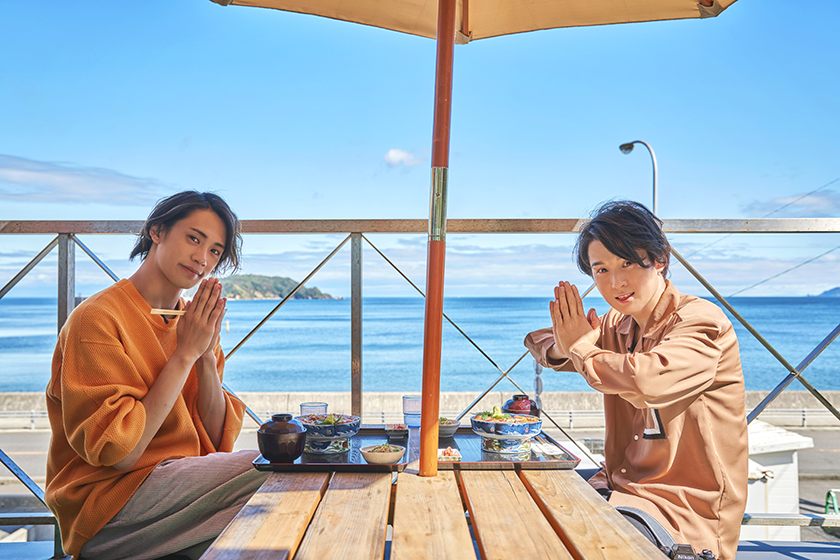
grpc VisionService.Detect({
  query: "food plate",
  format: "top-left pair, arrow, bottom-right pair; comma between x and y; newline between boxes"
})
360,444 -> 406,464
435,427 -> 579,470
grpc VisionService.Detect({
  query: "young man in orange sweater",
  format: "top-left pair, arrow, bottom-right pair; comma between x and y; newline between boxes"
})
46,191 -> 267,560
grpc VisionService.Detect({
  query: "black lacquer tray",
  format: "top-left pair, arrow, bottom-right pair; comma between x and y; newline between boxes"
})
253,425 -> 580,472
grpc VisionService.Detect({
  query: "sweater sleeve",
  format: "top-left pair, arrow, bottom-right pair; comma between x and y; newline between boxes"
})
60,323 -> 148,468
191,346 -> 246,454
568,312 -> 723,409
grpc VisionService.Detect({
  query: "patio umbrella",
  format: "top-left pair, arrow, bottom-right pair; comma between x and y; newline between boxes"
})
209,0 -> 739,476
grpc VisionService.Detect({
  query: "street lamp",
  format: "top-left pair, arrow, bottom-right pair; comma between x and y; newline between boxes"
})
619,140 -> 658,215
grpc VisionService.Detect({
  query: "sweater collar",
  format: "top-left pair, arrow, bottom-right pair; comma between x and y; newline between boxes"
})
117,278 -> 183,331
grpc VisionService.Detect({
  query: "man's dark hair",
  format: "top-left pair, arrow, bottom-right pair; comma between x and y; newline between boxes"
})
130,191 -> 242,274
575,200 -> 670,278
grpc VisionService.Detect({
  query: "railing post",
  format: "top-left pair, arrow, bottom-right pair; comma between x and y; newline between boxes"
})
351,233 -> 362,418
57,234 -> 75,334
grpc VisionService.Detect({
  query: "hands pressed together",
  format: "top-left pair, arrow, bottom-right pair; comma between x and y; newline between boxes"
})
176,277 -> 226,365
550,281 -> 601,359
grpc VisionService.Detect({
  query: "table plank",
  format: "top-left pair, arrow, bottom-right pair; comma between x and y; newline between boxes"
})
391,470 -> 476,560
520,470 -> 663,559
460,470 -> 574,560
201,472 -> 329,560
294,472 -> 392,560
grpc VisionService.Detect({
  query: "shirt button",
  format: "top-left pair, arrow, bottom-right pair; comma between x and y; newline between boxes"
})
634,435 -> 639,440
621,468 -> 627,474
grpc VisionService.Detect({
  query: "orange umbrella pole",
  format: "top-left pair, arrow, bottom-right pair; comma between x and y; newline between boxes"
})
419,0 -> 456,478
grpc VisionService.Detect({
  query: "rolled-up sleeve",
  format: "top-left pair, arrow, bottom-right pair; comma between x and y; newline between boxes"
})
569,314 -> 723,409
191,347 -> 246,454
524,327 -> 576,371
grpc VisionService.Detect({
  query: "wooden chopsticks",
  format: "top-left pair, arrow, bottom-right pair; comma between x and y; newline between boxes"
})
150,308 -> 186,316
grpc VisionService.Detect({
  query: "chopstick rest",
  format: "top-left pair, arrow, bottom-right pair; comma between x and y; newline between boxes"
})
150,308 -> 186,316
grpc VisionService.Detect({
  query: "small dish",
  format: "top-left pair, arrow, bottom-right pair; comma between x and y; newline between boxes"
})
438,446 -> 461,462
385,423 -> 409,439
360,444 -> 406,464
437,417 -> 460,439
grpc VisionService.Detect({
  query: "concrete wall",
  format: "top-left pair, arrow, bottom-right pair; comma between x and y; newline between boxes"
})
3,391 -> 838,429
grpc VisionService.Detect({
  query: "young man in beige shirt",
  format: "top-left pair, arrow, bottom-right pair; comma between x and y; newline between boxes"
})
525,200 -> 747,560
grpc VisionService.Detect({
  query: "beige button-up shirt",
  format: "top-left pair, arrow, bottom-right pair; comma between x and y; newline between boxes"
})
525,281 -> 747,560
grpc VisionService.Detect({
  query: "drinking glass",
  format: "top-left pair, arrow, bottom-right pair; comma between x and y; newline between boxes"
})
402,395 -> 422,427
300,402 -> 328,416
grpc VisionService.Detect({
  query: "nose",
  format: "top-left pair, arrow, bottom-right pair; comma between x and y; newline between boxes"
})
611,271 -> 627,290
192,246 -> 208,267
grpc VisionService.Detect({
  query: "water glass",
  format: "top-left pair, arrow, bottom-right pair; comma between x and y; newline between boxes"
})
402,395 -> 422,427
300,402 -> 328,416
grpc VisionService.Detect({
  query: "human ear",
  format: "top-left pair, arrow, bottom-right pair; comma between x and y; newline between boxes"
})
149,225 -> 163,244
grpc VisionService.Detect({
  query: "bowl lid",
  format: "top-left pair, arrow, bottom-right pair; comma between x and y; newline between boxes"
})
260,413 -> 305,434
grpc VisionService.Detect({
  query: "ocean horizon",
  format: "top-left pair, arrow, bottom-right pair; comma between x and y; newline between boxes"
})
1,296 -> 839,394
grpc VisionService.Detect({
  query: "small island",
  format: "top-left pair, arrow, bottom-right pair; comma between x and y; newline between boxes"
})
815,287 -> 840,297
220,274 -> 338,300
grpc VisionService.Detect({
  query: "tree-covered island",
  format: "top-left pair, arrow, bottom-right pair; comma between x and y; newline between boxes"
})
220,274 -> 338,300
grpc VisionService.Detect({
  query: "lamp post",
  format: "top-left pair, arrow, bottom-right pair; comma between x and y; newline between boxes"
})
619,140 -> 658,215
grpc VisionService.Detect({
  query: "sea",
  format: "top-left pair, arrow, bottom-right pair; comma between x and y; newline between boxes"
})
1,296 -> 838,395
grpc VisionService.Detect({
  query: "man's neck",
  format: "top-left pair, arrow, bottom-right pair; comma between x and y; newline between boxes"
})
129,263 -> 182,310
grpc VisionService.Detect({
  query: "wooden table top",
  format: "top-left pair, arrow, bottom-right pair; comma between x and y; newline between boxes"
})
201,430 -> 662,560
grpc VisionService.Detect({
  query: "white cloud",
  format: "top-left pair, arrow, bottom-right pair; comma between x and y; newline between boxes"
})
742,190 -> 840,218
383,149 -> 422,167
0,154 -> 167,204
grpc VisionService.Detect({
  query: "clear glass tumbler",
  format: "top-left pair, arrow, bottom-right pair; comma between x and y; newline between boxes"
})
299,402 -> 328,416
402,395 -> 422,427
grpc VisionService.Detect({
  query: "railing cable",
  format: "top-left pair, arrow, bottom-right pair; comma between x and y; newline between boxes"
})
671,246 -> 840,423
72,235 -> 120,282
0,236 -> 59,300
226,234 -> 352,359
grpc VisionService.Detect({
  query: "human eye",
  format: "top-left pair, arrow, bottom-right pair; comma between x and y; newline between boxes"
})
594,266 -> 607,275
210,248 -> 221,256
188,235 -> 199,243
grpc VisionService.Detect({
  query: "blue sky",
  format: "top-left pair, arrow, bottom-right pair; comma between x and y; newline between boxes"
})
2,0 -> 839,299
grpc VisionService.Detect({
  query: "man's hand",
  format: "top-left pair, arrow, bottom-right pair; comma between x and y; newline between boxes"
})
176,278 -> 225,363
550,281 -> 600,356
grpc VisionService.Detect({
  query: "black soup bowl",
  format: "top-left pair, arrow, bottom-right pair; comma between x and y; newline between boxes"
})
257,413 -> 306,463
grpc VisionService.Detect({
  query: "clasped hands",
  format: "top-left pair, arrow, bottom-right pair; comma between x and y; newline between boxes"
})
550,281 -> 601,358
176,277 -> 226,364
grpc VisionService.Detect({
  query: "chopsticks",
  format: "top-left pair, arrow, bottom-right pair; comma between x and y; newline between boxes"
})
150,308 -> 186,316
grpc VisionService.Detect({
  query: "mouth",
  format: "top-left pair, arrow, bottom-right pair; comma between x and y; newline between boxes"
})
615,292 -> 634,304
181,265 -> 202,278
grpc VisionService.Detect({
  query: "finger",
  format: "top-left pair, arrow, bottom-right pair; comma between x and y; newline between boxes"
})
192,279 -> 212,314
587,308 -> 600,329
556,283 -> 570,320
571,284 -> 585,316
201,278 -> 222,322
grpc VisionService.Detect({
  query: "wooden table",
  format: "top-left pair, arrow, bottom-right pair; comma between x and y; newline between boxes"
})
201,431 -> 663,560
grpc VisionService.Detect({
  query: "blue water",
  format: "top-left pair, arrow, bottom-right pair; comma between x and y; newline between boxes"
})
1,297 -> 839,394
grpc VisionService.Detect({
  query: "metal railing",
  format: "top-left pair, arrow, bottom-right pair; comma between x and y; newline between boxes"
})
2,217 -> 840,554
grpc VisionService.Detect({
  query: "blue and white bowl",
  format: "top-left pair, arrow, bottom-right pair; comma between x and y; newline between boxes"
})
470,414 -> 542,438
480,436 -> 532,455
295,414 -> 361,439
304,437 -> 352,454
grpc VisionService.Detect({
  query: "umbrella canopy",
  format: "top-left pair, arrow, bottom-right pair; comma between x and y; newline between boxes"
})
210,0 -> 736,41
209,0 -> 739,477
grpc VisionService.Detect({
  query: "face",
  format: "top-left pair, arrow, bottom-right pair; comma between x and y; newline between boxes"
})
149,208 -> 227,290
587,240 -> 666,326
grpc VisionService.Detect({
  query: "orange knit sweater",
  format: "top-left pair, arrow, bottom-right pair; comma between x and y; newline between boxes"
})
45,279 -> 246,557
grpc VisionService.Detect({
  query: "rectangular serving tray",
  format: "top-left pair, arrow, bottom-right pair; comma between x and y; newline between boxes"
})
253,425 -> 580,472
435,427 -> 580,470
254,426 -> 409,472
